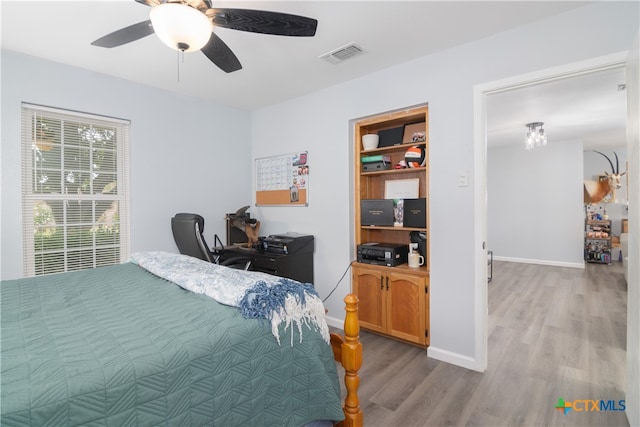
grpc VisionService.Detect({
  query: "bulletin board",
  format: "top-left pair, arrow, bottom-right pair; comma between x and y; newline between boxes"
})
255,151 -> 309,206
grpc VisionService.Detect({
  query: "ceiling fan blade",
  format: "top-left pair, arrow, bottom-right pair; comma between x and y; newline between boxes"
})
91,20 -> 154,48
200,32 -> 242,73
210,9 -> 317,37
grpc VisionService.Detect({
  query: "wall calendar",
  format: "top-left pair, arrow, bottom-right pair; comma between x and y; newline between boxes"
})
255,151 -> 309,206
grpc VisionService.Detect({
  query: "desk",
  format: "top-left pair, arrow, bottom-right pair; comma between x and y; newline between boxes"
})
221,246 -> 314,285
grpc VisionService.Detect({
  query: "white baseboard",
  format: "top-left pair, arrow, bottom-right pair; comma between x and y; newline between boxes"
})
326,318 -> 483,372
325,314 -> 344,330
493,255 -> 584,269
427,346 -> 480,371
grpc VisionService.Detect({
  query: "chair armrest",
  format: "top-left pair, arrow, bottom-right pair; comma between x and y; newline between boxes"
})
220,256 -> 253,270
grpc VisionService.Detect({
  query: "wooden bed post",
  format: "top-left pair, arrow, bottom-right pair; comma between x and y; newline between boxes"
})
330,293 -> 363,427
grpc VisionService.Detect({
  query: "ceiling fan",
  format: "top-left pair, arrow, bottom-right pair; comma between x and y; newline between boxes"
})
91,0 -> 318,73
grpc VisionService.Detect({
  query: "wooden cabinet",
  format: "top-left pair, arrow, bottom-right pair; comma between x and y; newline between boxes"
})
351,105 -> 430,347
352,265 -> 386,334
352,264 -> 429,346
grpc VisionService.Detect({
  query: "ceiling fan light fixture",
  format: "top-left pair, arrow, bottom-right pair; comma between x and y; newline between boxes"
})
149,3 -> 212,52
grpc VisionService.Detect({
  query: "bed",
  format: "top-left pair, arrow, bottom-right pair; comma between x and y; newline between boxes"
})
1,252 -> 362,426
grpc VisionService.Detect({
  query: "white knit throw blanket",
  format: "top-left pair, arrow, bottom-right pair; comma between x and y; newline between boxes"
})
130,251 -> 329,346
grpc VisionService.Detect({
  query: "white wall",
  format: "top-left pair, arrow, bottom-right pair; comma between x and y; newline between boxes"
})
488,140 -> 584,267
251,2 -> 639,365
1,51 -> 252,280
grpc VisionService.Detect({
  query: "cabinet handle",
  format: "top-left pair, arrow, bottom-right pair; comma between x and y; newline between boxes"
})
386,276 -> 389,291
380,276 -> 384,290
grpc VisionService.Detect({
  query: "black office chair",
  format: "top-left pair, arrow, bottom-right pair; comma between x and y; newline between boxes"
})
171,213 -> 252,270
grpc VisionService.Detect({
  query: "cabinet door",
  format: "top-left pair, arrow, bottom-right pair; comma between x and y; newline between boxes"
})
387,272 -> 427,345
352,266 -> 386,333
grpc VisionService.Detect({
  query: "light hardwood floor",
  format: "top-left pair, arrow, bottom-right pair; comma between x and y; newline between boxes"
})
338,261 -> 628,426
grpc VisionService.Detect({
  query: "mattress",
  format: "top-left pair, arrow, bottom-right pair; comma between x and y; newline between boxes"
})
1,262 -> 343,426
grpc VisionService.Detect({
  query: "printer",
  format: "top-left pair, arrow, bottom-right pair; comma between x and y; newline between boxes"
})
263,232 -> 314,255
357,242 -> 408,267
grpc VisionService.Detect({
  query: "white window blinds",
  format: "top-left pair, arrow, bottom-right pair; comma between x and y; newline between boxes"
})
21,104 -> 130,276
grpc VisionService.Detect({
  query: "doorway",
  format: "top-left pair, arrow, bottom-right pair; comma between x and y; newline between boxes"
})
485,66 -> 627,268
472,52 -> 628,372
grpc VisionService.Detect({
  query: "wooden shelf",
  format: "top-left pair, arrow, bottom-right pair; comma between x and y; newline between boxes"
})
353,105 -> 430,348
361,225 -> 427,232
360,166 -> 426,177
360,142 -> 427,155
352,261 -> 429,276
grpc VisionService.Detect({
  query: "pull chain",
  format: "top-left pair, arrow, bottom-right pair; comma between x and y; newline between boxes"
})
175,43 -> 189,83
176,50 -> 181,82
176,49 -> 187,82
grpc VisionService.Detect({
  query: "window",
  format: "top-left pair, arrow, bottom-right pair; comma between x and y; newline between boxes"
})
21,104 -> 130,276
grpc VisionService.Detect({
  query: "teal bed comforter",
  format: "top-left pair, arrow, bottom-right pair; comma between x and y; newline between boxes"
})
1,262 -> 343,426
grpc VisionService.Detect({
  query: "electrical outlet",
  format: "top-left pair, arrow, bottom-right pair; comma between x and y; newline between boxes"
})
458,173 -> 469,187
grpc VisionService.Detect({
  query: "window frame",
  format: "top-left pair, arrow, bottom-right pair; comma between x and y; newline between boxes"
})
21,103 -> 130,276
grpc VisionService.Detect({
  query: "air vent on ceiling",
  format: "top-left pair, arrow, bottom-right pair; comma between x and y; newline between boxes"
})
319,42 -> 365,64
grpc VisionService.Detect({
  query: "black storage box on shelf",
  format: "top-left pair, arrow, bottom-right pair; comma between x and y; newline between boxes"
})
403,198 -> 427,228
361,154 -> 391,172
360,199 -> 394,226
378,126 -> 404,147
362,161 -> 392,172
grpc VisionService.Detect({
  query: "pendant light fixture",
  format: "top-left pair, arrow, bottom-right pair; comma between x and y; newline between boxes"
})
525,122 -> 547,150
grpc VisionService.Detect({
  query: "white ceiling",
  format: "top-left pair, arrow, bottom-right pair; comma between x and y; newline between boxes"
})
487,65 -> 627,150
1,1 -> 628,149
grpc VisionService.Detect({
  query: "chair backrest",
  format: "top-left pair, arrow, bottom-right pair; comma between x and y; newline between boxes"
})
171,213 -> 214,262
